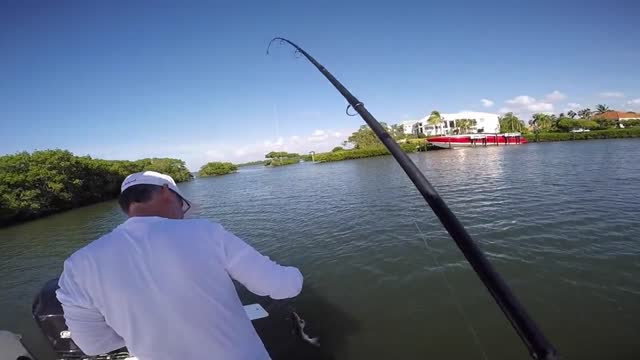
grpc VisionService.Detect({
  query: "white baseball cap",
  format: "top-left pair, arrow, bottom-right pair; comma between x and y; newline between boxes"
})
121,171 -> 190,206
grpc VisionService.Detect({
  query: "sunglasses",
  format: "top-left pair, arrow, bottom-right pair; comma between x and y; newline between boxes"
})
169,189 -> 191,214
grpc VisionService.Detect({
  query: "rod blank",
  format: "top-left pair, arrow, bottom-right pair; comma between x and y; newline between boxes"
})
269,37 -> 558,360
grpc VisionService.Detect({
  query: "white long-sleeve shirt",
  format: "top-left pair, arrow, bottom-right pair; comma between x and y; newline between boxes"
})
56,216 -> 303,360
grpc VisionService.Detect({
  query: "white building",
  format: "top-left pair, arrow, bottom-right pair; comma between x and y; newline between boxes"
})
412,111 -> 500,136
399,120 -> 419,134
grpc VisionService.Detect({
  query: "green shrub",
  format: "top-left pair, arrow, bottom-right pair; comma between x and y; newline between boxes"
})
407,138 -> 426,145
624,119 -> 640,127
135,158 -> 192,183
314,143 -> 417,163
524,127 -> 640,142
199,162 -> 238,177
581,120 -> 600,130
266,158 -> 299,167
265,151 -> 299,159
0,150 -> 191,226
236,160 -> 267,167
264,151 -> 301,166
556,118 -> 600,131
594,118 -> 618,129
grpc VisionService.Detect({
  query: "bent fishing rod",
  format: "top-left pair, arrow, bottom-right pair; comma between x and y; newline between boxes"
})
268,37 -> 558,360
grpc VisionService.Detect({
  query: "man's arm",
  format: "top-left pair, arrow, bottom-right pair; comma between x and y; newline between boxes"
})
216,226 -> 303,299
56,259 -> 125,356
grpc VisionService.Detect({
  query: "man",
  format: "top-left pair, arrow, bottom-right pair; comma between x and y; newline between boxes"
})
56,171 -> 303,360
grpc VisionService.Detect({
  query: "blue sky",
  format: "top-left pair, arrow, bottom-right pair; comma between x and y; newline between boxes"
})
2,0 -> 639,169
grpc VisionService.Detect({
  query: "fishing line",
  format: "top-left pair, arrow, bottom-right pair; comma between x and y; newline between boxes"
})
413,219 -> 489,360
353,183 -> 488,359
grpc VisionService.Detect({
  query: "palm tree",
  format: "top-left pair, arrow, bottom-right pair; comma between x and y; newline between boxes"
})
531,113 -> 551,141
558,112 -> 566,119
455,119 -> 477,134
567,110 -> 577,119
596,104 -> 610,115
531,113 -> 553,131
578,108 -> 592,119
390,124 -> 404,139
499,112 -> 525,133
456,119 -> 468,134
427,110 -> 443,135
550,114 -> 559,130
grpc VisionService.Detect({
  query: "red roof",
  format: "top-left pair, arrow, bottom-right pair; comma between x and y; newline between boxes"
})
593,111 -> 640,120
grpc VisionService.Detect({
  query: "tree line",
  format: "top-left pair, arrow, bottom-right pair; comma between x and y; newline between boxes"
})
308,123 -> 421,162
197,151 -> 305,178
314,143 -> 417,162
0,150 -> 192,227
500,104 -> 639,134
199,104 -> 640,179
197,104 -> 640,176
205,124 -> 420,168
524,127 -> 640,142
389,104 -> 640,136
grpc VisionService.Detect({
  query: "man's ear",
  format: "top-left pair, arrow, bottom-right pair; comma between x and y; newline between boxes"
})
157,184 -> 171,199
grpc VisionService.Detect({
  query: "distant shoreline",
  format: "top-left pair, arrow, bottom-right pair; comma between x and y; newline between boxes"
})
523,128 -> 640,142
3,132 -> 638,228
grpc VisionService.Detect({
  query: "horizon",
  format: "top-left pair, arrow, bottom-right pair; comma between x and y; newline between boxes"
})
2,0 -> 639,171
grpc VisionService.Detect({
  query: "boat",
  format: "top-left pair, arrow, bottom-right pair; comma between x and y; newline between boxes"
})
0,330 -> 34,360
1,279 -> 322,360
427,133 -> 527,148
427,133 -> 528,148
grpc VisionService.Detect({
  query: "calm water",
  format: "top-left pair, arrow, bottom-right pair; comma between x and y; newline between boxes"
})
2,139 -> 640,359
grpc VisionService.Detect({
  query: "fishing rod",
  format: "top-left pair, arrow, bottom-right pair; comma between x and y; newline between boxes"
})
268,37 -> 558,360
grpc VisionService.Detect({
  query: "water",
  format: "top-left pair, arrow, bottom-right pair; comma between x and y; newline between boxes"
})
2,139 -> 640,359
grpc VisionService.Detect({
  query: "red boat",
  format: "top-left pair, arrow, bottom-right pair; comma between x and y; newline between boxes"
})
427,133 -> 527,148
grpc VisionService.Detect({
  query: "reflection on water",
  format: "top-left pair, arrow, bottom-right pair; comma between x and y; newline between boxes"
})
1,139 -> 640,359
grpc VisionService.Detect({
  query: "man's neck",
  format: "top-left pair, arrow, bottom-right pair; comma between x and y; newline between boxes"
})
128,206 -> 167,219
